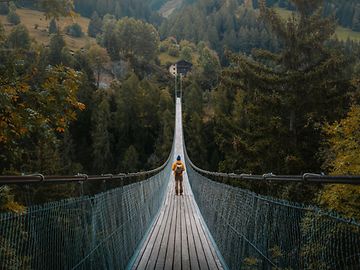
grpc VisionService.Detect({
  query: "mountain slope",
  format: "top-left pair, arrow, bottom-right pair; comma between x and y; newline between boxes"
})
0,8 -> 95,50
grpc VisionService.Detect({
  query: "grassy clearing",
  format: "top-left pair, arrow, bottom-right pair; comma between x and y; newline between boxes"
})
0,8 -> 96,51
273,7 -> 293,20
159,52 -> 179,65
273,7 -> 360,42
335,26 -> 360,42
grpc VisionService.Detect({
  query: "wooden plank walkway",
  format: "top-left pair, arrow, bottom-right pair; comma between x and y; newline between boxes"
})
131,174 -> 224,270
131,98 -> 224,270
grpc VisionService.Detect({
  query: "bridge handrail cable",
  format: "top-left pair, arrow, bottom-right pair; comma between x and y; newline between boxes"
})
0,155 -> 171,185
186,157 -> 360,185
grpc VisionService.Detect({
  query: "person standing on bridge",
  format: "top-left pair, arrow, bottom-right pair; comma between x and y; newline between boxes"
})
172,155 -> 185,195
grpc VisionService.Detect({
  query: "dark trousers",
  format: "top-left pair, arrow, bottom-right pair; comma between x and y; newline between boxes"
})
175,174 -> 183,195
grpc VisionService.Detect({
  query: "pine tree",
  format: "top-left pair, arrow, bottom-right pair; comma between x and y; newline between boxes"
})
6,24 -> 30,49
88,11 -> 102,38
180,46 -> 192,62
48,33 -> 66,64
48,18 -> 58,34
113,73 -> 140,163
122,145 -> 139,172
88,43 -> 110,88
214,0 -> 353,174
7,10 -> 20,25
91,91 -> 113,173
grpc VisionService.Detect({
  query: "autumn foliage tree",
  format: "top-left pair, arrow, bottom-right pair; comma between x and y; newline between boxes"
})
319,105 -> 360,220
0,29 -> 85,174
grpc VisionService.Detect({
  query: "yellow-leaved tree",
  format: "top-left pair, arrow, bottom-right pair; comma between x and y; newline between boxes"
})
0,65 -> 85,175
320,105 -> 360,220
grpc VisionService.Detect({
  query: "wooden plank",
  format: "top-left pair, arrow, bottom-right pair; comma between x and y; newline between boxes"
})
173,194 -> 182,269
145,191 -> 174,270
183,191 -> 200,270
132,186 -> 170,269
134,184 -> 173,269
180,196 -> 190,270
185,194 -> 208,270
163,195 -> 178,269
189,196 -> 220,270
154,193 -> 176,269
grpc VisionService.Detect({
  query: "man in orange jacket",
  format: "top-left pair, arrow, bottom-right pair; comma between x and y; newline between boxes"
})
172,155 -> 185,195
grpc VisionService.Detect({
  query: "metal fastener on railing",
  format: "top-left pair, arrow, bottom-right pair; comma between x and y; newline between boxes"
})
302,173 -> 322,181
262,173 -> 275,180
76,173 -> 88,182
27,174 -> 45,183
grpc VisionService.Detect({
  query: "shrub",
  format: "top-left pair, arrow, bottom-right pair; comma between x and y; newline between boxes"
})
49,18 -> 57,34
168,45 -> 179,57
7,11 -> 20,25
65,23 -> 83,37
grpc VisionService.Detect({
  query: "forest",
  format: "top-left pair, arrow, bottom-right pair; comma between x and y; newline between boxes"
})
0,0 -> 359,218
0,1 -> 359,270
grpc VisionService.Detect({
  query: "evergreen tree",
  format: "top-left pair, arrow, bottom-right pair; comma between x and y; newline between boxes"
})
152,87 -> 174,166
91,91 -> 113,173
48,33 -> 66,64
6,24 -> 30,49
122,145 -> 139,172
180,46 -> 192,62
198,44 -> 221,89
8,1 -> 16,12
88,11 -> 102,38
88,44 -> 110,88
113,73 -> 141,164
116,17 -> 160,61
7,10 -> 20,25
59,129 -> 82,174
183,81 -> 208,166
48,18 -> 58,34
65,23 -> 83,37
212,0 -> 353,174
100,14 -> 120,60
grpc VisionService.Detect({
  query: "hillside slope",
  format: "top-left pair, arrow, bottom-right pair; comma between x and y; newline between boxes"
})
0,8 -> 96,50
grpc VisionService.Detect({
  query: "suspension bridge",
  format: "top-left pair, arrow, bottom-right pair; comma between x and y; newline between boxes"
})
0,98 -> 360,269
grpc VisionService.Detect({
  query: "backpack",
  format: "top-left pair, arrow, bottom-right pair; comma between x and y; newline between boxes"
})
175,164 -> 183,174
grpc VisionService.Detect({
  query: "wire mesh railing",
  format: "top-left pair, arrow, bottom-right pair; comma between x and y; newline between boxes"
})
185,157 -> 360,269
0,157 -> 172,269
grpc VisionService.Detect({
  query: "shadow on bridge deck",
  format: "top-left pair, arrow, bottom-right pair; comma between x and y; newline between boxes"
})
129,98 -> 225,270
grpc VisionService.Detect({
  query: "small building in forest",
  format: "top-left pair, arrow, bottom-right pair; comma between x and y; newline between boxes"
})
169,63 -> 177,76
169,60 -> 192,77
